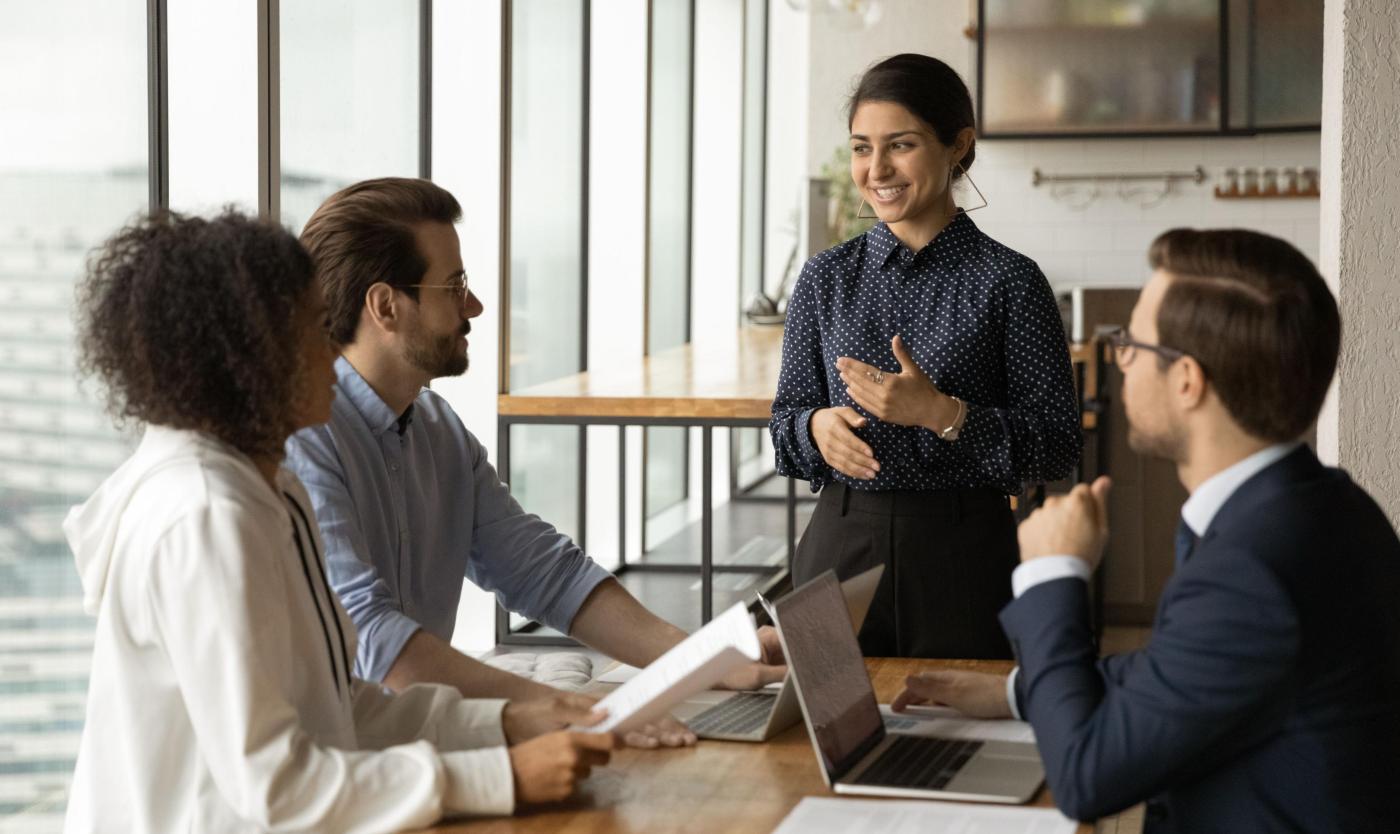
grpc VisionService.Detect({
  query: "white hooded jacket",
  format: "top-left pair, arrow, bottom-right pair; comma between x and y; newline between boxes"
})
63,426 -> 515,833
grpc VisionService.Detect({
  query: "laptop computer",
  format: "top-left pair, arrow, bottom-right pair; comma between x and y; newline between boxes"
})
585,565 -> 884,742
765,571 -> 1045,803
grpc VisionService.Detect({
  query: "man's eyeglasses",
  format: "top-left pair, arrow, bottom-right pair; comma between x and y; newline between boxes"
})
1105,326 -> 1186,366
398,272 -> 470,303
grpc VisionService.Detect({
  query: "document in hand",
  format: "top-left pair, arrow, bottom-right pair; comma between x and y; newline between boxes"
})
577,602 -> 763,735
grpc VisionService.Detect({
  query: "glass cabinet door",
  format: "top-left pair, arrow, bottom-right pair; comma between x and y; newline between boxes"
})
1227,0 -> 1322,130
980,0 -> 1221,136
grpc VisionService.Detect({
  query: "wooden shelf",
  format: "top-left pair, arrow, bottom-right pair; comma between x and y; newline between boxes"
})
1213,188 -> 1320,200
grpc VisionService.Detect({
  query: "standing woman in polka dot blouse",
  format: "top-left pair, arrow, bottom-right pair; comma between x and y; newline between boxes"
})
770,54 -> 1082,659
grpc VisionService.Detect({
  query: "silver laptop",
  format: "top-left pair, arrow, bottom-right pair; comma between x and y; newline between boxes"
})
766,571 -> 1045,803
585,565 -> 884,742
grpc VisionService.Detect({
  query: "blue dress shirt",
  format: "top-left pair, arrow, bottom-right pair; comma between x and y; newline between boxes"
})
770,213 -> 1081,495
285,357 -> 613,682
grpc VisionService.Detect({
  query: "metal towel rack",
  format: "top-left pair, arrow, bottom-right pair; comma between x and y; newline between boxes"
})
1032,166 -> 1207,187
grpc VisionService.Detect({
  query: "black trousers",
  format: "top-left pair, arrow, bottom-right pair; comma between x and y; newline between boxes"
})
792,482 -> 1019,660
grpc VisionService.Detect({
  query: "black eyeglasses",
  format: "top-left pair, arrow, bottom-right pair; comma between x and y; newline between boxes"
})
398,272 -> 469,303
1105,327 -> 1186,366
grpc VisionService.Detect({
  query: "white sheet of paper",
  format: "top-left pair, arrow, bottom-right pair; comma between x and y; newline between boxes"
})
880,704 -> 1037,743
772,797 -> 1077,834
579,602 -> 762,734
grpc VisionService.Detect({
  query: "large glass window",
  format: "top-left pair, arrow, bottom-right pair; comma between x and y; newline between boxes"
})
505,0 -> 588,579
644,0 -> 694,547
280,0 -> 422,232
0,3 -> 148,829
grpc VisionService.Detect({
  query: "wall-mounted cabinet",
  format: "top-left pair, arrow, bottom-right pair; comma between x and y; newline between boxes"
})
977,0 -> 1322,138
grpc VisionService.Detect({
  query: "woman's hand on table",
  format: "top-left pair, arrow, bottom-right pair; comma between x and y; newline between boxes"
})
508,730 -> 617,805
838,335 -> 959,432
810,407 -> 880,480
891,669 -> 1014,720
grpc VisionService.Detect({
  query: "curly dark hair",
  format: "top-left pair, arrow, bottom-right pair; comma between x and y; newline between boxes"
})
76,210 -> 314,459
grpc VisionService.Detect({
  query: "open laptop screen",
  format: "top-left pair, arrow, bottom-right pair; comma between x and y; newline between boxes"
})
775,572 -> 885,777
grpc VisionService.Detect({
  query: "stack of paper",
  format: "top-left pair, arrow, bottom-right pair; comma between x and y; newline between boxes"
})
772,797 -> 1077,834
578,602 -> 762,735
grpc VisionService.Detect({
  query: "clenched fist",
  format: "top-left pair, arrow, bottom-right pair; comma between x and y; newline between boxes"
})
507,731 -> 617,805
1017,476 -> 1112,569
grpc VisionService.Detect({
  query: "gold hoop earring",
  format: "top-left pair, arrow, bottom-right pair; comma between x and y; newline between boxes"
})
856,198 -> 878,220
953,161 -> 989,213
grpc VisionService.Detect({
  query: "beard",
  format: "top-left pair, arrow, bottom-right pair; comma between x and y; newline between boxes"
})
1127,419 -> 1187,463
404,325 -> 469,379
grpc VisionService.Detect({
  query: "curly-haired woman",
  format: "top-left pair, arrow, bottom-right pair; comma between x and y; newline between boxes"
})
63,211 -> 614,833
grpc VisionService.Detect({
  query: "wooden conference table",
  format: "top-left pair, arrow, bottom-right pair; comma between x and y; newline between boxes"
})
423,658 -> 1090,834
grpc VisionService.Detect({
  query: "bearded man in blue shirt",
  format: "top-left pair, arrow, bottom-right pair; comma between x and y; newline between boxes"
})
285,178 -> 783,744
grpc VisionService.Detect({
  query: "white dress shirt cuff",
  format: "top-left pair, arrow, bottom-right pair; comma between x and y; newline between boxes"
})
1011,555 -> 1092,598
441,746 -> 515,817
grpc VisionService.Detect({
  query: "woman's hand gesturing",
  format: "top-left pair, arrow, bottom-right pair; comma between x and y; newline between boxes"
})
837,335 -> 958,432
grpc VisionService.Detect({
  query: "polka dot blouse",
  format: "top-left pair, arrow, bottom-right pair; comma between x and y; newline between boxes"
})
769,212 -> 1082,495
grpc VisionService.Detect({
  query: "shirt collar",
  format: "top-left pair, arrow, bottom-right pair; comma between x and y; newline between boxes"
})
868,211 -> 975,270
335,356 -> 412,438
1180,442 -> 1301,536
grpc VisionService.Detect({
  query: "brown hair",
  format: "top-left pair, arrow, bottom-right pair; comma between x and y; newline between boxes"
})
1149,228 -> 1339,442
300,177 -> 462,345
77,210 -> 314,458
847,53 -> 976,178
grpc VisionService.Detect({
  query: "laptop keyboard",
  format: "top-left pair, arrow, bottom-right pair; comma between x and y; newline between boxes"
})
685,692 -> 776,736
853,736 -> 983,790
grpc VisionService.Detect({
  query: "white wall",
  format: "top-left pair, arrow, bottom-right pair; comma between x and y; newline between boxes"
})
973,134 -> 1320,291
793,1 -> 1321,292
1316,0 -> 1400,523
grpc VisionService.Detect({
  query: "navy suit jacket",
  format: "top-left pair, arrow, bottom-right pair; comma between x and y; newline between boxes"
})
1002,447 -> 1400,832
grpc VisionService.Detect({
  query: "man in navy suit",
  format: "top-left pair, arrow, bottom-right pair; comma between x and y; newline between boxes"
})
893,229 -> 1400,831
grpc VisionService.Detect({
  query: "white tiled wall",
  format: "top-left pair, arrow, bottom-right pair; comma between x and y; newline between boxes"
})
969,133 -> 1322,292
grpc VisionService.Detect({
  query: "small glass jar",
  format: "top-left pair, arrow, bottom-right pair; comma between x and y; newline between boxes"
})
1299,167 -> 1319,195
1243,168 -> 1260,196
1262,168 -> 1279,196
1283,168 -> 1299,195
1220,168 -> 1240,196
